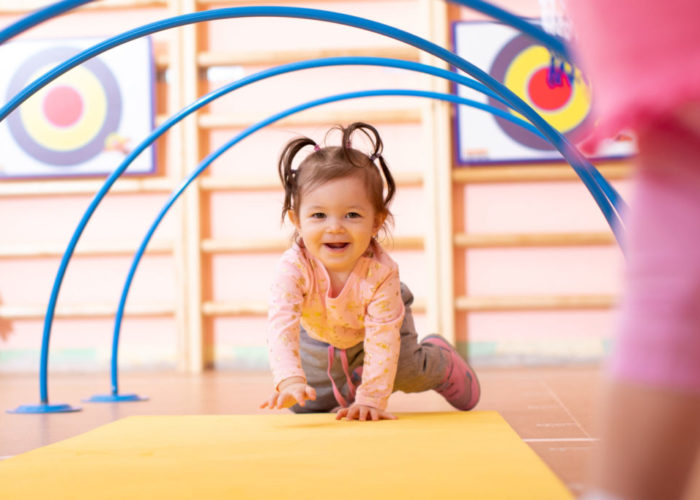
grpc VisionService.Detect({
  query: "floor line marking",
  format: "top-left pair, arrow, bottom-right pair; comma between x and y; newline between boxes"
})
541,380 -> 593,439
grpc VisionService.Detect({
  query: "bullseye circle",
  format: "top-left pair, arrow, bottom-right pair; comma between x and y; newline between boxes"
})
43,85 -> 84,127
6,47 -> 121,166
488,34 -> 591,151
528,68 -> 571,110
20,65 -> 108,152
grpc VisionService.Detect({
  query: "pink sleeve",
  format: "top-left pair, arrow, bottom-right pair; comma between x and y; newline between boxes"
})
267,251 -> 309,389
354,267 -> 404,410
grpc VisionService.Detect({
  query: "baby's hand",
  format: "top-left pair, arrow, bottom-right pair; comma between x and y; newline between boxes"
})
260,377 -> 316,410
336,403 -> 397,421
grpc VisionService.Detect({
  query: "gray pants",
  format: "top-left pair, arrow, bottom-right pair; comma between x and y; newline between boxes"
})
292,283 -> 448,413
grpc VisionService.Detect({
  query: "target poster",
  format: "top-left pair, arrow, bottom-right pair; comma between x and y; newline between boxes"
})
0,37 -> 155,178
453,21 -> 635,165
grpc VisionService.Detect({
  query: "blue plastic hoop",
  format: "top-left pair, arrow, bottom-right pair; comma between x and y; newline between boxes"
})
0,0 -> 96,45
105,84 -> 545,397
81,52 -> 548,398
7,402 -> 81,414
0,7 -> 622,231
1,5 -> 624,412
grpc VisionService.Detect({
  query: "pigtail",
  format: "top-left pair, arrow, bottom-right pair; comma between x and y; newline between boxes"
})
343,122 -> 396,208
375,153 -> 396,208
277,137 -> 317,223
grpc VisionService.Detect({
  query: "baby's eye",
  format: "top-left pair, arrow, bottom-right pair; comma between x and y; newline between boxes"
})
310,212 -> 326,219
346,212 -> 362,219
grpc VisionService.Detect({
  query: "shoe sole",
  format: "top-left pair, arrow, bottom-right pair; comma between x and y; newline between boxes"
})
422,334 -> 481,410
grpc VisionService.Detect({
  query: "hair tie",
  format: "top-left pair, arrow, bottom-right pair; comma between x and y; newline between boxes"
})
313,144 -> 321,152
370,153 -> 381,161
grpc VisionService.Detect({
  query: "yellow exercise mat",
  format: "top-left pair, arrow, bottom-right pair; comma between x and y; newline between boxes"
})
0,411 -> 572,499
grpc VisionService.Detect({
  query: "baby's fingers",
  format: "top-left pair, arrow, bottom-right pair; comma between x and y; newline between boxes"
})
305,386 -> 317,401
289,387 -> 309,407
336,404 -> 397,421
338,405 -> 361,420
276,392 -> 297,409
285,385 -> 316,408
376,408 -> 397,420
359,406 -> 370,421
260,392 -> 279,409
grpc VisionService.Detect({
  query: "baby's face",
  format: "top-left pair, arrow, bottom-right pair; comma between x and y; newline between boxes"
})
291,175 -> 381,279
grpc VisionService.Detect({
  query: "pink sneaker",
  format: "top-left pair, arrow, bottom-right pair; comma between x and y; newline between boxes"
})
421,335 -> 480,411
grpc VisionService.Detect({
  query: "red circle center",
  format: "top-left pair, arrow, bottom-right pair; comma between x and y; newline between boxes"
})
527,68 -> 572,111
43,85 -> 84,127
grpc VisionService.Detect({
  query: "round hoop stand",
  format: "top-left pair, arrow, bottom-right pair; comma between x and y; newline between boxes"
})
83,393 -> 148,403
7,402 -> 81,414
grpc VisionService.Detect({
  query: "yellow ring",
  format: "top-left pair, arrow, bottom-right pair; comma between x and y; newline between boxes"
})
503,45 -> 590,132
19,65 -> 107,152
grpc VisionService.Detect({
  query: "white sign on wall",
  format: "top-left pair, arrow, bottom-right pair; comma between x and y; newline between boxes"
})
0,36 -> 155,178
453,21 -> 635,166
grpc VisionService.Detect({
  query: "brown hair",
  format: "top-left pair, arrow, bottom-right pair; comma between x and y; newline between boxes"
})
277,122 -> 396,235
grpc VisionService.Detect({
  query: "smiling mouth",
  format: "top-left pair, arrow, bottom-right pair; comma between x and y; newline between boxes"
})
324,242 -> 349,250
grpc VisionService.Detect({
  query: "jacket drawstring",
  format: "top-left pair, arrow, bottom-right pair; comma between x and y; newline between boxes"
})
326,345 -> 357,408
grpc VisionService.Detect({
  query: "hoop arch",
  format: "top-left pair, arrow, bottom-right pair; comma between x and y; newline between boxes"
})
0,7 -> 623,406
106,83 -> 546,395
0,7 -> 622,231
0,0 -> 569,59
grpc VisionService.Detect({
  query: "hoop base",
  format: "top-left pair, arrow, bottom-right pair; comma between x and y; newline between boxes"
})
83,393 -> 148,403
7,403 -> 82,414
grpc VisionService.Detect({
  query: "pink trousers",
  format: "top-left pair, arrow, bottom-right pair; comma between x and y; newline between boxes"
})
566,0 -> 700,393
611,118 -> 700,393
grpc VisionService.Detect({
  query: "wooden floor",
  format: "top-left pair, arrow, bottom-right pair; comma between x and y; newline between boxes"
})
0,365 -> 608,497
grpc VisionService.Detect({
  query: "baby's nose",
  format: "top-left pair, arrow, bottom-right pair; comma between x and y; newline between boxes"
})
327,217 -> 345,231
